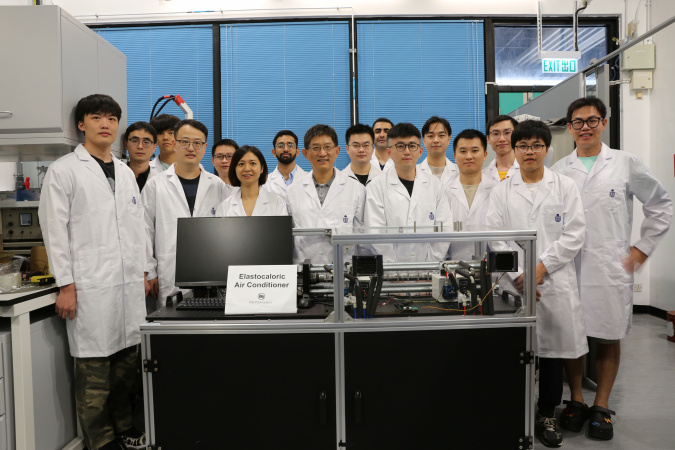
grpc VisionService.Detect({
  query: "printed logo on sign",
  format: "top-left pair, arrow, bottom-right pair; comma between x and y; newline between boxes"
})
609,189 -> 615,198
429,212 -> 435,220
343,215 -> 348,223
258,293 -> 265,300
555,214 -> 561,223
132,196 -> 136,205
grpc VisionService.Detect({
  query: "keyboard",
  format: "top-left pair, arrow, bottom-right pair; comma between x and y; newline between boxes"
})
176,297 -> 225,310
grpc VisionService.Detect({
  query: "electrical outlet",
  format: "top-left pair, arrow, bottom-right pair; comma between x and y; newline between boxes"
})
634,283 -> 643,292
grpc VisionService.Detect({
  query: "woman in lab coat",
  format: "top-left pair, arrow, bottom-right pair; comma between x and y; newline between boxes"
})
216,146 -> 287,217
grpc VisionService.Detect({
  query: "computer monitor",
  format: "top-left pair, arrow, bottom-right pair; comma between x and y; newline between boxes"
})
174,216 -> 294,288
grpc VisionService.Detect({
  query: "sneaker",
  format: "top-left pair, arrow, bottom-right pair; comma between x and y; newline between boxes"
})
119,428 -> 146,449
535,413 -> 563,448
588,405 -> 615,440
560,400 -> 589,432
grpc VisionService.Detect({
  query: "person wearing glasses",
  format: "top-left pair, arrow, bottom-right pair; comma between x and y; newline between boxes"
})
486,120 -> 588,448
286,124 -> 366,264
418,116 -> 457,188
142,119 -> 229,307
216,146 -> 287,217
364,122 -> 453,262
212,138 -> 239,197
484,115 -> 519,182
124,121 -> 160,192
148,114 -> 180,173
264,130 -> 307,202
551,98 -> 672,442
342,123 -> 381,186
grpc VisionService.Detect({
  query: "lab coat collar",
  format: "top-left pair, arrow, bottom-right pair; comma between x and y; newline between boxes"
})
75,144 -> 117,194
229,187 -> 270,214
386,166 -> 430,212
165,164 -> 210,215
448,174 -> 496,217
301,168 -> 346,210
510,167 -> 554,209
566,142 -> 612,177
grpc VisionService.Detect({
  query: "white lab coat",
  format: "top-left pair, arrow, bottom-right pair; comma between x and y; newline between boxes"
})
445,175 -> 499,261
286,169 -> 366,264
38,145 -> 146,358
371,153 -> 394,171
486,168 -> 588,359
418,156 -> 458,190
551,143 -> 673,339
364,167 -> 454,262
148,155 -> 167,174
263,165 -> 307,202
483,158 -> 520,183
216,187 -> 288,217
142,165 -> 229,306
342,161 -> 382,186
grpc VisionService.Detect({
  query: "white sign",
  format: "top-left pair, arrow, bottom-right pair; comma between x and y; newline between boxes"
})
224,265 -> 297,315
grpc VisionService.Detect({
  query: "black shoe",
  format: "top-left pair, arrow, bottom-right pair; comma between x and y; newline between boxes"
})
536,413 -> 563,447
588,405 -> 615,440
119,428 -> 146,449
560,400 -> 589,432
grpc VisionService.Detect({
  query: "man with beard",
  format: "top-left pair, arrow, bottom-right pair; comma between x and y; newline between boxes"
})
264,130 -> 307,201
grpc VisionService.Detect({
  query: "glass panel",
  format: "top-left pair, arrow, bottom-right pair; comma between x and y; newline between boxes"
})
495,26 -> 607,86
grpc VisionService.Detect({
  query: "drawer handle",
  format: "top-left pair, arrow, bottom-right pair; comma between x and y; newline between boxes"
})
0,111 -> 13,118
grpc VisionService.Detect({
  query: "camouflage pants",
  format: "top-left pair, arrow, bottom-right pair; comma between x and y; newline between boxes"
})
74,345 -> 140,449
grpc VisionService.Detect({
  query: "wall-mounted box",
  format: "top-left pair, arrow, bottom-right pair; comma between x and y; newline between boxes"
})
0,6 -> 127,161
621,44 -> 655,70
631,70 -> 653,89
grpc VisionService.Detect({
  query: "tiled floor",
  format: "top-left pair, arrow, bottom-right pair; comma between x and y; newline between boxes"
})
535,314 -> 675,449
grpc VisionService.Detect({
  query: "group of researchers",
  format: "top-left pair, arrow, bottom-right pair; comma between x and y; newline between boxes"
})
37,93 -> 671,450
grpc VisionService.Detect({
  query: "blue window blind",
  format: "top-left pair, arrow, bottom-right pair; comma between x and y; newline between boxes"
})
94,26 -> 215,173
221,22 -> 351,172
357,20 -> 485,162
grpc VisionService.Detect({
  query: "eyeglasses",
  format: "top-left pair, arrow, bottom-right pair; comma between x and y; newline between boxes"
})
214,154 -> 233,161
275,142 -> 297,150
489,130 -> 513,138
390,143 -> 420,152
308,145 -> 336,153
515,143 -> 546,153
569,116 -> 602,130
128,137 -> 155,147
348,142 -> 373,150
176,139 -> 206,150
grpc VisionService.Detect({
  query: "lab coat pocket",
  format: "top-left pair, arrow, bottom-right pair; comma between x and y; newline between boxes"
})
542,204 -> 564,237
595,179 -> 625,209
75,248 -> 116,290
603,239 -> 630,277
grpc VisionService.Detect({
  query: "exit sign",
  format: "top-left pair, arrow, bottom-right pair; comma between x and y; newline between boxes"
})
542,58 -> 578,74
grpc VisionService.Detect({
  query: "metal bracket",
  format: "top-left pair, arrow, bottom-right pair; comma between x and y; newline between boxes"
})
516,435 -> 533,449
144,359 -> 159,373
519,351 -> 535,365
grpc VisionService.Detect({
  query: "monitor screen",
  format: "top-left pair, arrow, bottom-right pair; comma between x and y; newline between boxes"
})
174,216 -> 294,288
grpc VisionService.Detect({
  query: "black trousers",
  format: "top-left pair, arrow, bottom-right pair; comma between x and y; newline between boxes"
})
538,357 -> 564,417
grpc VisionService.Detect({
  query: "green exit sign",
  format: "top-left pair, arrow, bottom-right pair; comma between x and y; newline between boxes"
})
542,58 -> 578,74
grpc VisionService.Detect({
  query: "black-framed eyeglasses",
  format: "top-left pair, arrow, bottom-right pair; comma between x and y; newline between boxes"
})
515,143 -> 546,153
275,142 -> 297,150
214,154 -> 233,161
390,142 -> 420,152
176,139 -> 206,150
128,137 -> 155,147
569,116 -> 602,130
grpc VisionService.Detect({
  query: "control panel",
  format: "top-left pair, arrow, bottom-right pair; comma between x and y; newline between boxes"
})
1,207 -> 42,240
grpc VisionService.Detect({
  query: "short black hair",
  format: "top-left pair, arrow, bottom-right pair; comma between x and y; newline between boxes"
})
453,129 -> 487,152
228,145 -> 269,187
74,94 -> 122,126
566,97 -> 607,121
304,124 -> 338,149
422,116 -> 452,137
387,123 -> 421,143
345,124 -> 375,144
124,121 -> 157,143
150,114 -> 181,135
174,119 -> 209,140
372,117 -> 394,129
511,120 -> 552,148
273,130 -> 299,148
486,115 -> 518,134
212,138 -> 239,157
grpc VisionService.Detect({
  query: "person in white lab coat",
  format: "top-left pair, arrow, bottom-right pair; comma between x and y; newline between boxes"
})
148,113 -> 180,173
486,120 -> 588,448
124,121 -> 161,192
263,130 -> 307,201
286,124 -> 366,264
551,98 -> 673,441
418,116 -> 458,189
445,129 -> 498,261
365,122 -> 453,262
342,123 -> 381,186
211,138 -> 238,198
371,118 -> 395,171
216,145 -> 287,216
483,115 -> 520,182
143,119 -> 229,308
39,94 -> 148,449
